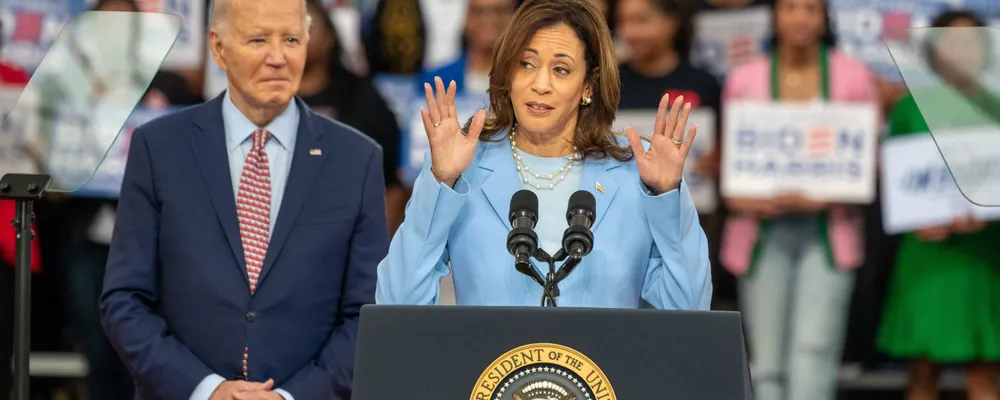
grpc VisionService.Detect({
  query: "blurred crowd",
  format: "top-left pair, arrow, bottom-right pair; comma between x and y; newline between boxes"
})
0,0 -> 998,399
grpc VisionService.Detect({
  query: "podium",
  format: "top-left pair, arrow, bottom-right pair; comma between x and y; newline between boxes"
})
353,305 -> 752,399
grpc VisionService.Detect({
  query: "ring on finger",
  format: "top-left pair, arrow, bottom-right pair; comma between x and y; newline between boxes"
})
670,137 -> 683,145
434,121 -> 442,127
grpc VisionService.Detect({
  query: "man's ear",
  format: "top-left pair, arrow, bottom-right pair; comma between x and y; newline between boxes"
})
208,29 -> 228,72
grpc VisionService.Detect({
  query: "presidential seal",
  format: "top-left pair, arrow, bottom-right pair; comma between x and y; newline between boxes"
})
471,343 -> 616,400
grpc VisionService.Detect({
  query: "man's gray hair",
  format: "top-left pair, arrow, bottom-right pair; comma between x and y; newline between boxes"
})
210,0 -> 313,36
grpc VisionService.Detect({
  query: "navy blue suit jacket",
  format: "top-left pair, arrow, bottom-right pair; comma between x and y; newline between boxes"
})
99,94 -> 388,400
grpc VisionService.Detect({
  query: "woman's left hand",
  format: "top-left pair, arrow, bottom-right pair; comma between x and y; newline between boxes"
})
626,94 -> 696,195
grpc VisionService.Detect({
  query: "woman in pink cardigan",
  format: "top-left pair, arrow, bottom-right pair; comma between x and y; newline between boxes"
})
719,0 -> 878,399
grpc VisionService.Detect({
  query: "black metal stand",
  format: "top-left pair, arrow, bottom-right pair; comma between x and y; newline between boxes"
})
533,249 -> 563,307
0,173 -> 51,400
532,249 -> 583,307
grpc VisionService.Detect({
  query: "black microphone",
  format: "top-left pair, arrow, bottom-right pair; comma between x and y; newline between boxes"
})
562,190 -> 596,258
507,190 -> 543,286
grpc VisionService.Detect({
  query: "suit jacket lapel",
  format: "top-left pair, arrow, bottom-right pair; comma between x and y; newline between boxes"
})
577,156 -> 621,233
478,138 -> 520,230
257,99 -> 328,285
191,94 -> 248,285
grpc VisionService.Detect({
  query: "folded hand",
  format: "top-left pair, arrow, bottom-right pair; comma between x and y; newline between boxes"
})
210,379 -> 274,400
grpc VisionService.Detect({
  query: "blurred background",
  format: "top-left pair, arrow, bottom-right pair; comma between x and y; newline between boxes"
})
0,0 -> 999,399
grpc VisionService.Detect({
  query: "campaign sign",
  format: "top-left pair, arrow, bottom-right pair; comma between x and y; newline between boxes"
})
829,0 -> 951,82
881,132 -> 1000,234
612,108 -> 717,214
74,106 -> 179,198
927,125 -> 1000,207
131,0 -> 206,70
399,92 -> 488,186
690,6 -> 771,80
0,0 -> 87,72
721,101 -> 879,203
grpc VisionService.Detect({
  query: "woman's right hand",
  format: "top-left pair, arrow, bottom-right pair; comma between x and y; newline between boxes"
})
420,76 -> 487,187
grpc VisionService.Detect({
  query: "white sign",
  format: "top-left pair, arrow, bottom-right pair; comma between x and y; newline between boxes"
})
721,101 -> 879,203
690,6 -> 771,79
881,132 -> 1000,234
133,0 -> 206,70
613,109 -> 717,213
926,126 -> 1000,208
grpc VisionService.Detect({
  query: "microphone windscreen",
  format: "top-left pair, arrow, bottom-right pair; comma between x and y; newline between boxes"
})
510,189 -> 539,215
568,190 -> 596,214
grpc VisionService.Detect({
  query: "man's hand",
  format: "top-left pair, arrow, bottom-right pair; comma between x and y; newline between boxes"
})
209,379 -> 274,400
233,391 -> 285,400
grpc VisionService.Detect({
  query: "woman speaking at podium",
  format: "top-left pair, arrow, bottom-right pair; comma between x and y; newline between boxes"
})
375,0 -> 711,310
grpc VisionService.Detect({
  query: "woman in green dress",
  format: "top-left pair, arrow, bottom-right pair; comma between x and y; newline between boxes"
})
877,10 -> 1000,400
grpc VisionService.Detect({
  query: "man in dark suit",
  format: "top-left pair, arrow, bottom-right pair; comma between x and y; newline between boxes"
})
98,0 -> 388,399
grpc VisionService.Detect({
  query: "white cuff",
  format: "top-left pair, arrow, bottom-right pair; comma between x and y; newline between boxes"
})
188,374 -> 226,400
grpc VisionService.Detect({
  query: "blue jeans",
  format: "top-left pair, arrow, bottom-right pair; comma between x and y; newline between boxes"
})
739,216 -> 854,400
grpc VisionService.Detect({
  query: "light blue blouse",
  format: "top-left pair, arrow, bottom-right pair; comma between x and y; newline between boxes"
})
375,134 -> 713,310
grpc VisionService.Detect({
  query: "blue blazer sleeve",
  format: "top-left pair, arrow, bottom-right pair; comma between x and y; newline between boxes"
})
99,128 -> 216,399
638,179 -> 713,311
375,154 -> 471,305
280,147 -> 387,399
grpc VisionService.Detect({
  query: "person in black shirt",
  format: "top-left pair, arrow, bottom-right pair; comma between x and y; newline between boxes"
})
298,0 -> 406,234
616,0 -> 730,308
617,0 -> 720,112
697,0 -> 771,10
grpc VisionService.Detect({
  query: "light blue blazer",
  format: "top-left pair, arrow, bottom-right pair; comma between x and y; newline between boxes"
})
375,134 -> 713,310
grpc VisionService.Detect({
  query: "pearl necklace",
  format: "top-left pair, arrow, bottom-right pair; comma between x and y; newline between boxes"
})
510,130 -> 579,190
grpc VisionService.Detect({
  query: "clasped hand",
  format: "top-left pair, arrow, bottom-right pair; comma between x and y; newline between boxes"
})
210,379 -> 283,400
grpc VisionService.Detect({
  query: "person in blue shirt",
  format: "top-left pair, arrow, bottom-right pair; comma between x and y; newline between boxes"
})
376,0 -> 712,310
415,0 -> 516,96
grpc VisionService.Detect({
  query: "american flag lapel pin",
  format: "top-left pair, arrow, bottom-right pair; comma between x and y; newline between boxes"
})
596,181 -> 605,194
309,148 -> 322,156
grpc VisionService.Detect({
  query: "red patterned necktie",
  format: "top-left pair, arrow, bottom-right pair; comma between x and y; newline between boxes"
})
236,128 -> 272,378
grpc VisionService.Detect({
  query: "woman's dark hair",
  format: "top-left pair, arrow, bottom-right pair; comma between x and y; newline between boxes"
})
93,0 -> 139,11
650,0 -> 695,59
305,0 -> 349,72
473,0 -> 630,162
923,9 -> 990,73
767,0 -> 836,50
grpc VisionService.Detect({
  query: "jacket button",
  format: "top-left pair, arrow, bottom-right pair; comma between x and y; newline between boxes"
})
245,311 -> 257,323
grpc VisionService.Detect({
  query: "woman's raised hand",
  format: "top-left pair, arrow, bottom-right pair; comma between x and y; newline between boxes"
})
626,94 -> 696,194
420,76 -> 486,186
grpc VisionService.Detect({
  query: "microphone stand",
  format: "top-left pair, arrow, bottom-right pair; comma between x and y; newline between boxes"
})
532,248 -> 565,307
0,173 -> 52,400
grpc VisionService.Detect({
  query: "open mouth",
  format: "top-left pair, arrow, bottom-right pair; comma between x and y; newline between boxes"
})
526,101 -> 554,113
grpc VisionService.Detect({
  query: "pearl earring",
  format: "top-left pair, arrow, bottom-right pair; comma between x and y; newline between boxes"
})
581,97 -> 592,106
